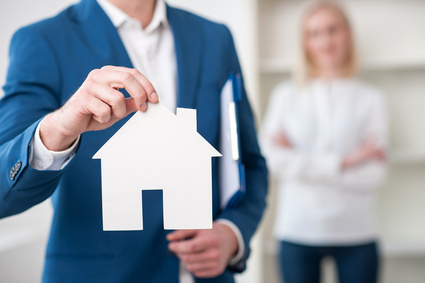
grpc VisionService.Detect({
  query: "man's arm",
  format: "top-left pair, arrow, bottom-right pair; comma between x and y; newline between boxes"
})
0,27 -> 158,218
0,27 -> 64,218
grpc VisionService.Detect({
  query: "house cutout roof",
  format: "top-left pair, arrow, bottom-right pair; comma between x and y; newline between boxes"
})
93,102 -> 221,231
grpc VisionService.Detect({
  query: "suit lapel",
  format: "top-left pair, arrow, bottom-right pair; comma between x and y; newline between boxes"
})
71,0 -> 133,69
167,6 -> 203,109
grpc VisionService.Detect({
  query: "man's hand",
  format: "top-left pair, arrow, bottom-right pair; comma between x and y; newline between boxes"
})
167,223 -> 239,278
40,66 -> 158,151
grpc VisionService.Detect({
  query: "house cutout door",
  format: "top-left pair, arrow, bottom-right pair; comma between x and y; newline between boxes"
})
141,190 -> 164,231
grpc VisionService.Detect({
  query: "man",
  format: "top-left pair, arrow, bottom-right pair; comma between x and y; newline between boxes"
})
0,0 -> 268,282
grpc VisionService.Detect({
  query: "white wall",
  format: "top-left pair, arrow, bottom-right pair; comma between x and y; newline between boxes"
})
0,1 -> 261,282
0,0 -> 78,97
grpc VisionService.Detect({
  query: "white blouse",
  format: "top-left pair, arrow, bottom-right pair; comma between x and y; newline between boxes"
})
261,78 -> 388,245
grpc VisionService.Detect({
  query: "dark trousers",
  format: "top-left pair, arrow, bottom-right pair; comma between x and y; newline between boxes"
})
279,241 -> 379,283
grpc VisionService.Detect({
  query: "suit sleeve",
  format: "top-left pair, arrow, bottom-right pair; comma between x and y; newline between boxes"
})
0,27 -> 69,218
217,26 -> 269,272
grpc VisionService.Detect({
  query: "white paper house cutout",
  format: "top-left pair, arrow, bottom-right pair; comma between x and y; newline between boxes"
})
93,103 -> 221,231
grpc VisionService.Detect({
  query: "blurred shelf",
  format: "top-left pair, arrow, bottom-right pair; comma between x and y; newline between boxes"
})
260,58 -> 425,75
362,58 -> 425,72
390,150 -> 425,165
260,59 -> 293,75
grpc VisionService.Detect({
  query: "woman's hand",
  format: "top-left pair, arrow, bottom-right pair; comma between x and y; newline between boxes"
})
272,132 -> 292,148
342,139 -> 386,169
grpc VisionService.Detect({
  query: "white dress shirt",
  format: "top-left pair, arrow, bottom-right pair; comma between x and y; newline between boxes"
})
261,78 -> 388,245
98,0 -> 177,111
29,0 -> 244,280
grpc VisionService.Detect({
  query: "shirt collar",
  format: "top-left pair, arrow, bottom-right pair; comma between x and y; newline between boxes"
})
97,0 -> 168,32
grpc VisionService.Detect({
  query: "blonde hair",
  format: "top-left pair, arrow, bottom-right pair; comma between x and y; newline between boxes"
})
293,0 -> 357,85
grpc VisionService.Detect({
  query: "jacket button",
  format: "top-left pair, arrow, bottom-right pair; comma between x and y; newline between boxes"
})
10,161 -> 22,181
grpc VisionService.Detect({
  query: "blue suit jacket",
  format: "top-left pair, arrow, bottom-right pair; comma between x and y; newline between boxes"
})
0,0 -> 268,282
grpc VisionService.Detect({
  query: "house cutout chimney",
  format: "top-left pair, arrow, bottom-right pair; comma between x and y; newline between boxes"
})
177,108 -> 197,132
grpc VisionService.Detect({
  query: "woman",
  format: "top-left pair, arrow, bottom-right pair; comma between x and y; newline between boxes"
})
261,1 -> 388,283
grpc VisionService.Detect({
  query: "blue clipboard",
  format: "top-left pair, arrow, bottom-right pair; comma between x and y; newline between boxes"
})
219,73 -> 246,210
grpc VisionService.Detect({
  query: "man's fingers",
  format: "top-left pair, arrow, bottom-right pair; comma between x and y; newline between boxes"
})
86,97 -> 112,124
185,261 -> 220,274
102,66 -> 157,99
180,248 -> 220,264
167,230 -> 198,242
127,68 -> 158,103
124,97 -> 139,116
168,232 -> 217,255
193,269 -> 222,278
94,69 -> 148,111
89,82 -> 128,119
169,238 -> 206,254
90,68 -> 147,111
100,66 -> 158,107
82,83 -> 136,123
